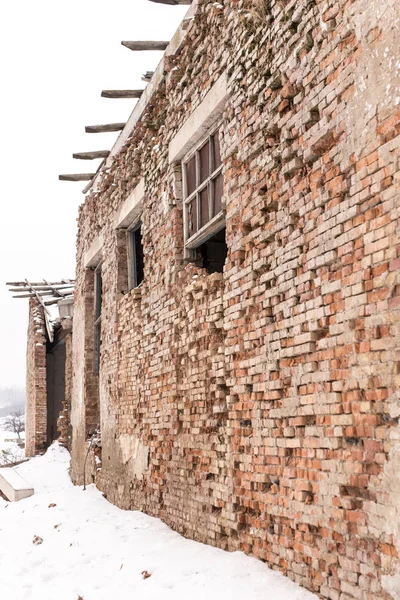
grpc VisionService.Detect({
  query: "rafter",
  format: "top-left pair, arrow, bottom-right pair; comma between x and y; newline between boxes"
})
85,123 -> 126,133
6,279 -> 75,287
59,173 -> 96,182
73,151 -> 110,160
101,90 -> 143,99
7,280 -> 75,287
148,0 -> 192,4
8,286 -> 74,293
12,291 -> 73,299
121,41 -> 169,52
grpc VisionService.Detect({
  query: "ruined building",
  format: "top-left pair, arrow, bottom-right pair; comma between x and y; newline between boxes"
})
8,282 -> 74,457
27,0 -> 400,597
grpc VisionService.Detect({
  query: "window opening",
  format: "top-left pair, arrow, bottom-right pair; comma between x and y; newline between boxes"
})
128,222 -> 144,289
182,127 -> 227,273
184,128 -> 224,241
197,228 -> 227,274
94,266 -> 102,374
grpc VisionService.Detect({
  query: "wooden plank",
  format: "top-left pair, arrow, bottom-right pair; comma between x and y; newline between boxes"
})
73,150 -> 110,160
13,294 -> 42,298
148,0 -> 192,4
121,41 -> 169,52
141,71 -> 154,82
85,123 -> 126,133
7,280 -> 74,287
101,90 -> 143,99
59,173 -> 96,182
13,290 -> 73,298
8,286 -> 74,292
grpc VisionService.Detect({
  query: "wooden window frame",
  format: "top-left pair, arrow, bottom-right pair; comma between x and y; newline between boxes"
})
127,219 -> 144,290
93,265 -> 102,374
182,126 -> 225,252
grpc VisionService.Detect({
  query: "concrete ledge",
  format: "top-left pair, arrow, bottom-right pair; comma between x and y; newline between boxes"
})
169,72 -> 229,163
84,235 -> 104,268
114,179 -> 145,229
0,468 -> 34,502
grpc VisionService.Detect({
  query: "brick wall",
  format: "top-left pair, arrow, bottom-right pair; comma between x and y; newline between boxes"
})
71,0 -> 400,597
70,269 -> 100,484
57,329 -> 73,450
25,299 -> 47,456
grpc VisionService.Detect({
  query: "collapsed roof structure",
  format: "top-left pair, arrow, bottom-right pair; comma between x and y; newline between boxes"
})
7,280 -> 74,455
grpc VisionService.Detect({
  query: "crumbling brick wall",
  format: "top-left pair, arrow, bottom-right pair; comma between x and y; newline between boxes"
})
25,299 -> 47,456
71,0 -> 400,597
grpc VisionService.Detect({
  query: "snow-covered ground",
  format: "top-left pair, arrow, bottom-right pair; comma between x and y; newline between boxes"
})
0,415 -> 25,465
0,444 -> 317,600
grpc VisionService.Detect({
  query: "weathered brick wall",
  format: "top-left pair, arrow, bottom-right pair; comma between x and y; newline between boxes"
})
70,269 -> 100,484
57,329 -> 73,450
71,0 -> 400,597
25,299 -> 47,456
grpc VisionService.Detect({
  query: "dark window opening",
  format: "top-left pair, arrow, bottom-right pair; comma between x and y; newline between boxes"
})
129,223 -> 144,289
46,338 -> 66,446
197,228 -> 227,274
94,267 -> 102,374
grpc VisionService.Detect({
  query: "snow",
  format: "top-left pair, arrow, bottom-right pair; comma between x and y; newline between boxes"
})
0,466 -> 33,491
0,443 -> 317,600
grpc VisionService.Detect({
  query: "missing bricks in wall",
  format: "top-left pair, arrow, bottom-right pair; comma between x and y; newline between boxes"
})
63,0 -> 400,598
243,0 -> 273,30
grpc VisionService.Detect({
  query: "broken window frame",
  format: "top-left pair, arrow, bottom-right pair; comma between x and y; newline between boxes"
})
182,126 -> 225,253
93,265 -> 102,374
127,220 -> 144,290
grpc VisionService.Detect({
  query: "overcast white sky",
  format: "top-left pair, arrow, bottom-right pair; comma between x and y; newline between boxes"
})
0,0 -> 187,388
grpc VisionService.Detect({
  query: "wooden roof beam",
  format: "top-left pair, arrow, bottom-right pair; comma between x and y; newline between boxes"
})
148,0 -> 192,4
121,41 -> 169,52
7,280 -> 74,287
8,286 -> 74,293
101,90 -> 143,99
59,173 -> 96,182
85,123 -> 126,133
73,151 -> 110,160
13,292 -> 72,299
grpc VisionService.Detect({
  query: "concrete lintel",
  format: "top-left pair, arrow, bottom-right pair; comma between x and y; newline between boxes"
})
84,235 -> 104,268
114,179 -> 145,229
169,72 -> 229,164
